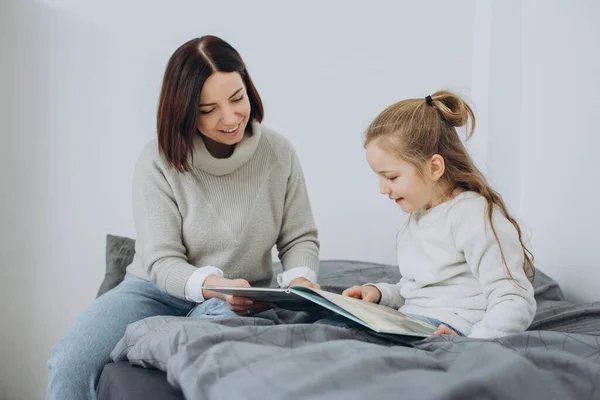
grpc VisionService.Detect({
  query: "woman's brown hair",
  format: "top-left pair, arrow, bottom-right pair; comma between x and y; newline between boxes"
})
365,90 -> 535,282
157,35 -> 264,172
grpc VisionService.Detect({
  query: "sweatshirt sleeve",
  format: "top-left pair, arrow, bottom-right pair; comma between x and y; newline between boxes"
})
452,198 -> 536,338
369,281 -> 406,309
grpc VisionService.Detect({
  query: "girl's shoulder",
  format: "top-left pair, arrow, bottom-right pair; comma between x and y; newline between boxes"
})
444,192 -> 491,234
447,191 -> 487,216
447,191 -> 517,237
416,191 -> 486,227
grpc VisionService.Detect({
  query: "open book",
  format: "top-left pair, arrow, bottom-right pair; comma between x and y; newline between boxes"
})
202,285 -> 436,337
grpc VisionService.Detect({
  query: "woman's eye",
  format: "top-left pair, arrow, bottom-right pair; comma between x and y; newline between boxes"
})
232,95 -> 244,102
199,109 -> 214,115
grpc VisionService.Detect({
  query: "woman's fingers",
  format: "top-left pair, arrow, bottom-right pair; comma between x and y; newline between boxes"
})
231,301 -> 273,314
225,295 -> 273,313
225,295 -> 252,310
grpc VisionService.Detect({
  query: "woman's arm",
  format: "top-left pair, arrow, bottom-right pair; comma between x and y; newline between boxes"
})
132,147 -> 224,301
275,147 -> 320,287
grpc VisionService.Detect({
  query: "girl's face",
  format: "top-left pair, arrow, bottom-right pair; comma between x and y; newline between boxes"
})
196,71 -> 251,151
366,142 -> 444,213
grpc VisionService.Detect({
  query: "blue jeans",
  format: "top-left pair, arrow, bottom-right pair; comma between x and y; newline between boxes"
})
409,314 -> 464,336
316,314 -> 464,336
46,275 -> 249,400
187,296 -> 279,320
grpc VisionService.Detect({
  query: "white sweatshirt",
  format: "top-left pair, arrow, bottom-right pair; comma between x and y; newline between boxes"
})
373,192 -> 536,338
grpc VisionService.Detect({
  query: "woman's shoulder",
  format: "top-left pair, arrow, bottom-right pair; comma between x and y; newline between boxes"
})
259,124 -> 295,152
138,138 -> 160,157
135,139 -> 169,172
257,123 -> 301,167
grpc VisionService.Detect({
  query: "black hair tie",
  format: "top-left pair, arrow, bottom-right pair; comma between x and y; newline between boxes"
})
425,95 -> 433,105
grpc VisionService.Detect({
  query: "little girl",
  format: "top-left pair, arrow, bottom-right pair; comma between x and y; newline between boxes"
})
343,90 -> 536,339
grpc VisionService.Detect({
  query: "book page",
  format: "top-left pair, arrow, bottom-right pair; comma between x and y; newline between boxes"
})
295,288 -> 436,336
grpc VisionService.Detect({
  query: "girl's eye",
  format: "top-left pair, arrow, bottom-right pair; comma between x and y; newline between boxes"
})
386,176 -> 398,182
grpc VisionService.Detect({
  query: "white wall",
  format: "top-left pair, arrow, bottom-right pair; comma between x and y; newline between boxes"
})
1,2 -> 57,399
519,0 -> 600,302
469,0 -> 600,303
1,1 -> 598,399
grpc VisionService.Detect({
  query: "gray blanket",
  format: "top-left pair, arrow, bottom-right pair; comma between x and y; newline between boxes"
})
110,262 -> 600,399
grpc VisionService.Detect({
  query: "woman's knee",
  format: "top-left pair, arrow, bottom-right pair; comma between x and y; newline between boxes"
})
46,333 -> 109,400
49,332 -> 109,373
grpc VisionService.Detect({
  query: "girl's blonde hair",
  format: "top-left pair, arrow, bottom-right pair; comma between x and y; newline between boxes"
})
365,90 -> 534,282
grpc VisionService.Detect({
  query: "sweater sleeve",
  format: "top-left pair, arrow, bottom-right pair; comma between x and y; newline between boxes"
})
132,149 -> 203,300
275,147 -> 320,278
370,281 -> 405,309
452,198 -> 536,338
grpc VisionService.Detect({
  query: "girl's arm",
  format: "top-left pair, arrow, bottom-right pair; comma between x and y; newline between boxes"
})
367,281 -> 405,309
453,198 -> 536,338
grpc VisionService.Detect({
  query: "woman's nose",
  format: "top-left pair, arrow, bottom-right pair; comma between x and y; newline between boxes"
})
221,106 -> 238,126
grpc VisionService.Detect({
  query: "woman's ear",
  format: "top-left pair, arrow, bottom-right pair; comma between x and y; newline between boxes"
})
428,154 -> 445,181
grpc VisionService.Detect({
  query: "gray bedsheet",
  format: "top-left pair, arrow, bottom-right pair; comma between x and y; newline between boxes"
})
109,262 -> 600,399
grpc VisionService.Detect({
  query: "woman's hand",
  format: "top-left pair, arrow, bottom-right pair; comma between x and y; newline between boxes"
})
289,277 -> 321,289
342,285 -> 381,303
202,275 -> 271,315
433,324 -> 458,336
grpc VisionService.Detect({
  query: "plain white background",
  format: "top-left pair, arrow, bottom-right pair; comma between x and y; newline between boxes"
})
1,1 -> 598,398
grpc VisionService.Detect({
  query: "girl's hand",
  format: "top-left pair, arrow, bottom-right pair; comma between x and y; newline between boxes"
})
289,277 -> 321,289
433,324 -> 458,336
342,285 -> 382,303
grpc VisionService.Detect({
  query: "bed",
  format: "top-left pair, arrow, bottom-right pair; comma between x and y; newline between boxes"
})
96,236 -> 600,400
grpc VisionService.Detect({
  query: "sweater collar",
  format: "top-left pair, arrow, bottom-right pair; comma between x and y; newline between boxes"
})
191,120 -> 262,176
414,191 -> 478,224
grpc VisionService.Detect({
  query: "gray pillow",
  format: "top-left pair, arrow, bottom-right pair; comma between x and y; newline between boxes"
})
98,234 -> 565,302
97,234 -> 136,298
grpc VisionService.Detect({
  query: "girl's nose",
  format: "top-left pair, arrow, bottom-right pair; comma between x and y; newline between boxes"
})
379,180 -> 391,195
